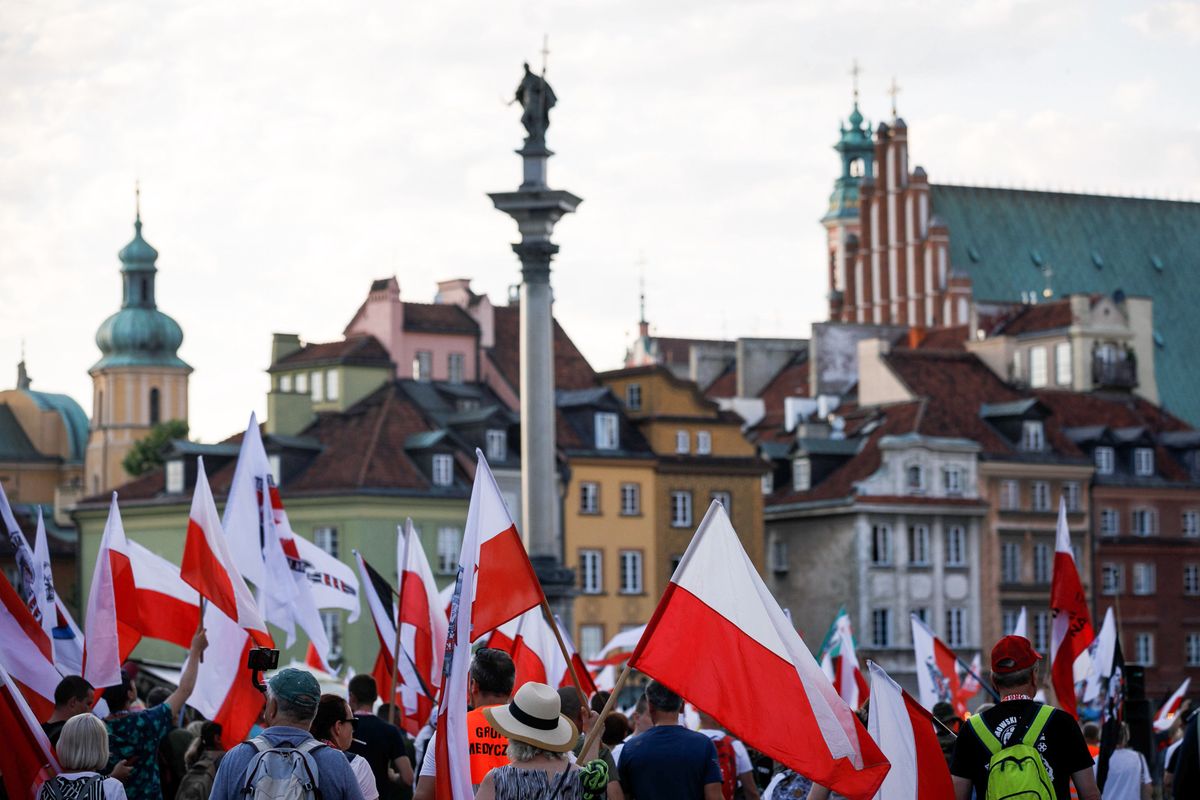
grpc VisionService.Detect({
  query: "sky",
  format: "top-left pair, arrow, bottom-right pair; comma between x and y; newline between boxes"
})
2,0 -> 1199,442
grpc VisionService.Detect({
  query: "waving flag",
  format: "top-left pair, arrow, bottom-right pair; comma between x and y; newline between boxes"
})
189,602 -> 265,744
866,661 -> 954,800
0,571 -> 60,720
819,608 -> 869,710
397,519 -> 448,730
181,458 -> 270,645
1049,499 -> 1094,719
628,502 -> 889,800
1082,607 -> 1117,705
1154,677 -> 1191,732
1012,606 -> 1028,638
0,658 -> 59,800
586,624 -> 647,669
487,606 -> 596,695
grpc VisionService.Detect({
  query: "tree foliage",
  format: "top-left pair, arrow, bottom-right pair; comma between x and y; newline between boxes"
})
122,419 -> 189,477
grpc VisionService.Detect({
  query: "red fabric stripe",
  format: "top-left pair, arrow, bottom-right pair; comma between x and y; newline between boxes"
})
473,526 -> 543,636
400,568 -> 437,727
569,654 -> 599,695
932,638 -> 966,716
631,584 -> 889,800
902,690 -> 955,799
434,705 -> 452,800
0,574 -> 52,663
0,682 -> 56,800
181,519 -> 240,623
109,550 -> 144,663
1050,551 -> 1094,718
134,590 -> 200,650
212,636 -> 264,744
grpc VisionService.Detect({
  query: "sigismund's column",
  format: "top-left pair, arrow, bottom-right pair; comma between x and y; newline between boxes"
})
489,62 -> 582,624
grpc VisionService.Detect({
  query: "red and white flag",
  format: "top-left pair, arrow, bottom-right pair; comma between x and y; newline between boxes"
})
487,606 -> 596,695
397,519 -> 448,730
586,624 -> 647,669
1154,677 -> 1191,732
1012,606 -> 1028,639
628,502 -> 889,800
866,661 -> 954,800
911,615 -> 966,717
0,571 -> 60,721
556,618 -> 599,697
188,603 -> 265,744
181,458 -> 270,645
819,608 -> 869,710
1049,498 -> 1094,718
956,652 -> 983,711
1083,607 -> 1117,705
0,658 -> 59,800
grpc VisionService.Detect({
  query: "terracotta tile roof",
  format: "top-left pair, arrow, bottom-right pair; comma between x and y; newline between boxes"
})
753,353 -> 811,432
402,302 -> 479,335
989,300 -> 1073,336
917,325 -> 969,351
489,306 -> 598,394
272,336 -> 392,368
702,362 -> 737,398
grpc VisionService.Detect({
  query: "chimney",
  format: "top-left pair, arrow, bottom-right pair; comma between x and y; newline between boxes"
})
907,326 -> 926,349
271,333 -> 302,365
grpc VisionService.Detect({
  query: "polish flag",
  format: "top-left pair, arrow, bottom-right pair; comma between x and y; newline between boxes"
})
188,602 -> 265,744
1153,677 -> 1191,732
434,455 -> 488,800
486,607 -> 597,695
439,582 -> 454,619
866,661 -> 955,800
557,618 -> 599,697
1012,606 -> 1028,639
911,615 -> 965,717
586,624 -> 647,669
1049,499 -> 1094,719
628,502 -> 889,800
397,519 -> 448,729
956,652 -> 983,711
1083,607 -> 1117,705
0,571 -> 60,721
181,458 -> 271,646
818,609 -> 869,709
0,658 -> 59,800
467,452 -> 543,638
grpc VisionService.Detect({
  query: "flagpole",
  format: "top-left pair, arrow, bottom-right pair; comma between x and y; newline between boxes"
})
198,598 -> 206,663
579,660 -> 633,761
539,597 -> 588,705
957,654 -> 1000,702
389,529 -> 409,729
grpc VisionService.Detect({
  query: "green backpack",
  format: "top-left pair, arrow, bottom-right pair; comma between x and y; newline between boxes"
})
968,704 -> 1056,800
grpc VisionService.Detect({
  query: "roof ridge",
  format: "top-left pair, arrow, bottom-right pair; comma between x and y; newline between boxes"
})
929,182 -> 1200,205
356,387 -> 394,486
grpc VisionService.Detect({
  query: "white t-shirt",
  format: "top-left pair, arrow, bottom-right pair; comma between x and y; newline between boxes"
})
698,729 -> 752,775
347,753 -> 379,800
51,772 -> 126,800
1096,747 -> 1150,800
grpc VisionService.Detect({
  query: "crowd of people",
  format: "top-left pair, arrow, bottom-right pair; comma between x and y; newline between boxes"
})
20,636 -> 1200,800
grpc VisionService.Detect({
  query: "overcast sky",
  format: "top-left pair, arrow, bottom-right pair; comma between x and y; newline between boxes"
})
3,0 -> 1199,442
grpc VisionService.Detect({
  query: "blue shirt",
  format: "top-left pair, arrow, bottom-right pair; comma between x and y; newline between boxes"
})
210,726 -> 365,800
105,703 -> 173,800
618,725 -> 722,800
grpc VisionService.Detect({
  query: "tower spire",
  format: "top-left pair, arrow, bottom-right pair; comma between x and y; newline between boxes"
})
888,76 -> 901,118
135,179 -> 141,225
850,58 -> 861,105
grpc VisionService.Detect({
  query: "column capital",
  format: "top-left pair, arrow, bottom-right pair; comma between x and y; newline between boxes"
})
514,240 -> 560,283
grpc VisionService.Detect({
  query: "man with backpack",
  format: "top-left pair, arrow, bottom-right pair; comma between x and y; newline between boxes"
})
209,668 -> 364,800
949,636 -> 1100,800
696,710 -> 759,800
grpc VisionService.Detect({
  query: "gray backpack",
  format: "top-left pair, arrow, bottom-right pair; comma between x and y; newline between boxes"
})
240,736 -> 325,800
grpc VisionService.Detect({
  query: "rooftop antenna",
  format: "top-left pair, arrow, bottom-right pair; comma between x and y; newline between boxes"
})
850,58 -> 861,104
888,76 -> 901,118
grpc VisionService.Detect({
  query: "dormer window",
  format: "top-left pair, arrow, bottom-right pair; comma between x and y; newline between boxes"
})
166,459 -> 184,494
486,429 -> 507,462
432,454 -> 453,487
625,383 -> 642,411
906,464 -> 925,494
1134,447 -> 1154,477
943,466 -> 963,496
1021,421 -> 1045,452
594,413 -> 619,450
792,457 -> 811,492
1095,446 -> 1115,475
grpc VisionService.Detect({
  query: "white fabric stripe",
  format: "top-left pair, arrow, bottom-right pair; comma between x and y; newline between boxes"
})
867,661 -> 919,800
126,540 -> 199,603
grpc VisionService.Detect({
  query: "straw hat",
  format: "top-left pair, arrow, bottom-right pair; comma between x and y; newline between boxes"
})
483,682 -> 578,753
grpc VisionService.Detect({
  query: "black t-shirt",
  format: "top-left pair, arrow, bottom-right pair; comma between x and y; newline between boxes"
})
42,720 -> 67,747
950,700 -> 1093,800
347,713 -> 412,800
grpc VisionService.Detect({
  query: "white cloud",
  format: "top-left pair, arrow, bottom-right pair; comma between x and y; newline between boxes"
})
1126,2 -> 1200,42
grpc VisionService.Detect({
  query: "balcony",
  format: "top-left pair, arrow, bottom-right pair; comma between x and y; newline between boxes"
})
1092,348 -> 1138,389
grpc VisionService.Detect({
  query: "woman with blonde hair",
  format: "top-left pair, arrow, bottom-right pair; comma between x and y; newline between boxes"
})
39,714 -> 127,800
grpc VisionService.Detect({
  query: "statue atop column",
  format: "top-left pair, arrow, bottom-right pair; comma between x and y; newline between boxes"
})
514,61 -> 556,148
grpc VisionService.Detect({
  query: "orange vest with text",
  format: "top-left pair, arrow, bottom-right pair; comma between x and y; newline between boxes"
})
467,705 -> 510,784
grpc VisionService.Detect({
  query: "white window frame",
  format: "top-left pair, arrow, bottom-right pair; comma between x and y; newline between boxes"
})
1132,508 -> 1158,537
594,413 -> 619,450
1184,511 -> 1200,538
436,527 -> 461,574
413,351 -> 433,382
1187,634 -> 1200,668
908,525 -> 930,566
166,459 -> 185,494
320,610 -> 343,657
1134,632 -> 1155,666
1002,609 -> 1020,635
696,430 -> 712,455
431,453 -> 454,487
1100,508 -> 1120,536
761,472 -> 774,495
1101,562 -> 1123,595
946,607 -> 967,648
311,371 -> 324,402
946,525 -> 967,567
675,430 -> 690,454
313,526 -> 338,557
620,483 -> 640,516
579,550 -> 602,594
579,482 -> 600,515
871,525 -> 892,566
943,466 -> 963,496
625,383 -> 641,411
447,352 -> 465,384
1063,482 -> 1081,512
280,373 -> 293,393
1029,346 -> 1048,388
486,429 -> 507,462
1021,420 -> 1045,452
769,536 -> 788,573
579,625 -> 604,661
1134,447 -> 1155,477
1133,562 -> 1156,595
1033,542 -> 1052,584
1033,612 -> 1050,652
295,372 -> 308,394
1000,480 -> 1020,511
1185,564 -> 1200,596
1055,342 -> 1072,385
906,463 -> 925,494
268,454 -> 283,486
618,550 -> 643,595
792,457 -> 811,492
1095,446 -> 1115,475
670,491 -> 693,528
871,608 -> 891,648
1032,481 -> 1051,512
326,369 -> 340,401
1001,541 -> 1022,583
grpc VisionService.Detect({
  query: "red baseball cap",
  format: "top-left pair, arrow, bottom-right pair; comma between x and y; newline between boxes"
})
991,635 -> 1042,674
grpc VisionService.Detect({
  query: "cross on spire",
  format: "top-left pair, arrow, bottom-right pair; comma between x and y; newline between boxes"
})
888,76 -> 901,118
540,34 -> 549,77
849,59 -> 861,104
637,253 -> 647,325
135,178 -> 141,222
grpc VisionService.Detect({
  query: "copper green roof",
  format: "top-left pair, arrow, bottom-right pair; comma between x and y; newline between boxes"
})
19,389 -> 89,461
928,184 -> 1200,424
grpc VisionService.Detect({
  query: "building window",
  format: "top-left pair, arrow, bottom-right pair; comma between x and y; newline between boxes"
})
1011,350 -> 1024,382
696,431 -> 712,455
166,459 -> 184,494
149,388 -> 161,425
670,491 -> 693,528
432,454 -> 454,487
912,607 -> 929,625
594,413 -> 619,450
675,430 -> 690,454
268,454 -> 283,486
1101,563 -> 1123,595
792,457 -> 811,492
620,483 -> 640,516
908,525 -> 930,566
313,526 -> 338,557
871,608 -> 891,648
1001,541 -> 1021,583
1134,632 -> 1155,666
1033,543 -> 1051,584
669,554 -> 683,576
1031,481 -> 1051,512
946,526 -> 966,566
710,491 -> 731,514
1033,612 -> 1050,652
871,525 -> 892,566
943,466 -> 963,496
1055,342 -> 1072,385
905,464 -> 925,494
579,625 -> 604,661
619,551 -> 643,594
1134,447 -> 1155,477
1095,446 -> 1115,475
625,383 -> 641,410
1132,508 -> 1157,537
413,351 -> 433,382
295,372 -> 308,394
1030,346 -> 1048,388
1000,480 -> 1020,510
1133,563 -> 1156,595
946,608 -> 967,648
1187,634 -> 1200,667
1100,508 -> 1119,536
1062,482 -> 1080,512
447,353 -> 465,384
769,536 -> 788,573
1184,511 -> 1200,538
579,482 -> 599,514
1185,564 -> 1200,596
1002,609 -> 1020,635
579,550 -> 602,594
1021,421 -> 1045,452
280,374 -> 293,393
311,371 -> 324,402
436,527 -> 461,574
486,429 -> 507,462
761,472 -> 774,495
320,611 -> 342,658
326,369 -> 340,401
